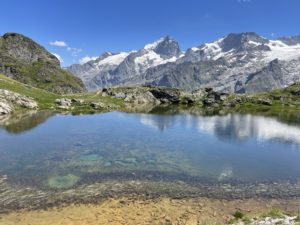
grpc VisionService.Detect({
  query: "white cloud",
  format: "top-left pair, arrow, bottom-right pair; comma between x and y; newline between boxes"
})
49,41 -> 68,47
51,53 -> 63,63
79,56 -> 98,64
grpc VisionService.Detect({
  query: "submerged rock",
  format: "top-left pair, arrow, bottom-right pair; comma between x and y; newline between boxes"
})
48,174 -> 79,189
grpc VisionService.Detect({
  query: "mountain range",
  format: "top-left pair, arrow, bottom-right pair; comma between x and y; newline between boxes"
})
67,32 -> 300,93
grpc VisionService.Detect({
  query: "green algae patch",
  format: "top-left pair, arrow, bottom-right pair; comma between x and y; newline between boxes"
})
48,174 -> 80,189
79,154 -> 102,161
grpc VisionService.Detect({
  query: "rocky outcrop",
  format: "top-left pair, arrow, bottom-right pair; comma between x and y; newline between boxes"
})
54,98 -> 72,109
99,86 -> 231,107
0,89 -> 38,114
0,32 -> 86,94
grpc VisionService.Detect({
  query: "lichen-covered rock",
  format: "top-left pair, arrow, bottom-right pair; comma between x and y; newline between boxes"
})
257,98 -> 273,106
54,98 -> 72,109
90,102 -> 106,109
0,101 -> 12,114
0,89 -> 38,114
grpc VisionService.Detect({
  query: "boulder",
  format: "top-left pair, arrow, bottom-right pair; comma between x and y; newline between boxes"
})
0,89 -> 38,112
257,98 -> 272,106
0,101 -> 12,114
54,98 -> 72,107
149,87 -> 181,103
90,102 -> 106,109
125,91 -> 160,105
71,99 -> 84,104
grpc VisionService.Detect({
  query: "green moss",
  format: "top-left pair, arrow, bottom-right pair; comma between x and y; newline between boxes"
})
233,210 -> 244,219
261,208 -> 284,219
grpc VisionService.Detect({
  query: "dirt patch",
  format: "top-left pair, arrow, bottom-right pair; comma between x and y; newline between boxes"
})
1,197 -> 300,225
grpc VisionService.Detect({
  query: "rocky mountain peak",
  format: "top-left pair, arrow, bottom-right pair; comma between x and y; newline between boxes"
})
278,35 -> 300,46
1,32 -> 60,65
220,32 -> 269,52
0,32 -> 86,94
144,36 -> 181,58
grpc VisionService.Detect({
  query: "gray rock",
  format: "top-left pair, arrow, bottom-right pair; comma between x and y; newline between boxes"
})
257,98 -> 272,106
0,101 -> 12,114
0,89 -> 38,112
54,98 -> 72,108
90,102 -> 105,109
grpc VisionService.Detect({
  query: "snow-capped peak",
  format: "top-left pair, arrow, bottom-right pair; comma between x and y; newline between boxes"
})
144,37 -> 166,51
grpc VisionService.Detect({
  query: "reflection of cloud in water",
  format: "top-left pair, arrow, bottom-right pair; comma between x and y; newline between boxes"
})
138,113 -> 300,145
218,167 -> 233,181
139,114 -> 178,131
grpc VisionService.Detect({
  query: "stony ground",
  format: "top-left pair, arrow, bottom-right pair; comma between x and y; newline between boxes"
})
0,197 -> 300,225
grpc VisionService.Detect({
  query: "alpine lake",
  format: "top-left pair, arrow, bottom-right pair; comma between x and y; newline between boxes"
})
1,107 -> 300,213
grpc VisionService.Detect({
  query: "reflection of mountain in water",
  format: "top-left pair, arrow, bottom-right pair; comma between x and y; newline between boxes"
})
140,114 -> 178,131
0,111 -> 54,133
138,113 -> 300,145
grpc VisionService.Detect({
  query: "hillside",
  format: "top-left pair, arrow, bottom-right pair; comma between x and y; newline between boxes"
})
1,73 -> 299,115
0,33 -> 86,94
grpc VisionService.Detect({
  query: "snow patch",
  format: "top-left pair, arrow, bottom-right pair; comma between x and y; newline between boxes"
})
144,37 -> 165,51
96,52 -> 130,66
264,40 -> 300,61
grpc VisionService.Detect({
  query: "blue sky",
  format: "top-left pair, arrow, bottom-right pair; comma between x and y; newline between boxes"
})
0,0 -> 299,66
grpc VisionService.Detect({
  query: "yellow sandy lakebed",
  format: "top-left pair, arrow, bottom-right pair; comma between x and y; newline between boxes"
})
1,197 -> 300,225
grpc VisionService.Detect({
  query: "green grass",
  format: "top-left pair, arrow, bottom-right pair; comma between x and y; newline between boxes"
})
1,73 -> 299,114
260,208 -> 284,219
0,74 -> 124,112
0,74 -> 59,109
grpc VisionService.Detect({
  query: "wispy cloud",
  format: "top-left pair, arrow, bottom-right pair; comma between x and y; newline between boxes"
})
79,56 -> 97,64
49,41 -> 68,47
237,0 -> 251,3
49,39 -> 83,60
51,53 -> 63,63
270,32 -> 276,38
67,47 -> 83,57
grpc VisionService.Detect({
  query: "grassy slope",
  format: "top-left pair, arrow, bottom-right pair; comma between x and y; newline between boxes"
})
0,74 -> 124,111
0,74 -> 59,109
0,73 -> 299,113
231,82 -> 300,113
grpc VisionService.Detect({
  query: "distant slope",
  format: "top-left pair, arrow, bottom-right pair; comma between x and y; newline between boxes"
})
0,33 -> 86,94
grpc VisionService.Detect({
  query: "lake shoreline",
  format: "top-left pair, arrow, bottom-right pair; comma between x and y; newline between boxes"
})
1,196 -> 300,225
